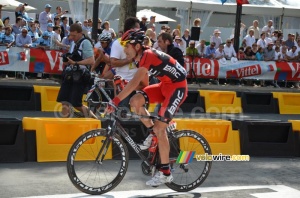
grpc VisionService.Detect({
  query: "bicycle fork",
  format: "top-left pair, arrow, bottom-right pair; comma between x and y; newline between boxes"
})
95,127 -> 113,164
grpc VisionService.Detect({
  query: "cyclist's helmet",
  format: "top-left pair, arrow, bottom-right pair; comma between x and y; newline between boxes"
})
98,33 -> 112,42
121,29 -> 145,47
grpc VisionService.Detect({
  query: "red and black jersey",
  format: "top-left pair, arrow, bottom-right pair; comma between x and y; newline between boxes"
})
138,48 -> 187,83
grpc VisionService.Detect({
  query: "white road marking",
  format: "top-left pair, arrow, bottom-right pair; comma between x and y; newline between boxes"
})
16,185 -> 300,198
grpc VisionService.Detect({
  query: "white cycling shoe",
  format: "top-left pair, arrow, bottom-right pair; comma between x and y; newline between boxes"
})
146,171 -> 173,187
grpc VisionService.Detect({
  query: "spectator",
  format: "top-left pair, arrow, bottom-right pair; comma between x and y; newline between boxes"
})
193,18 -> 201,27
52,6 -> 67,20
251,43 -> 258,54
160,25 -> 166,33
0,27 -> 15,48
102,21 -> 115,35
165,26 -> 171,34
244,46 -> 255,60
60,16 -> 70,38
215,44 -> 225,60
46,23 -> 55,37
12,17 -> 23,35
173,36 -> 185,54
87,19 -> 93,30
61,34 -> 72,51
281,46 -> 288,61
257,33 -> 268,49
53,17 -> 60,26
186,41 -> 199,57
242,29 -> 256,47
97,18 -> 103,35
28,23 -> 40,46
16,28 -> 32,48
224,39 -> 237,59
196,39 -> 207,58
51,26 -> 67,50
286,46 -> 298,61
15,3 -> 30,21
285,33 -> 296,50
145,28 -> 156,47
140,15 -> 148,32
2,17 -> 9,28
205,42 -> 216,59
39,4 -> 53,32
238,47 -> 245,60
0,24 -> 4,34
262,20 -> 274,37
172,29 -> 180,40
210,29 -> 222,48
182,29 -> 191,48
34,20 -> 43,36
264,43 -> 275,61
247,20 -> 260,41
256,47 -> 264,61
118,30 -> 123,38
157,32 -> 184,66
144,36 -> 152,47
274,46 -> 282,61
82,20 -> 89,31
147,16 -> 156,31
36,31 -> 51,49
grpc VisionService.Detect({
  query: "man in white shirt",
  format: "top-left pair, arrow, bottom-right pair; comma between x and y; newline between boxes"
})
257,33 -> 268,49
247,20 -> 260,41
196,39 -> 207,58
242,29 -> 256,47
223,39 -> 237,59
261,20 -> 274,38
39,4 -> 52,32
286,46 -> 298,61
215,45 -> 225,60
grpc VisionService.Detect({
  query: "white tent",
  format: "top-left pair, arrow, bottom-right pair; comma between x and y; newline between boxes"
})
136,9 -> 176,22
0,0 -> 36,11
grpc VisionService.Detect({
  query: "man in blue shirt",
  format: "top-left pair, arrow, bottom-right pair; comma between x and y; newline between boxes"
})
36,31 -> 50,49
205,42 -> 216,59
15,3 -> 30,21
39,4 -> 52,32
12,17 -> 23,36
16,28 -> 32,48
0,26 -> 15,48
28,23 -> 40,45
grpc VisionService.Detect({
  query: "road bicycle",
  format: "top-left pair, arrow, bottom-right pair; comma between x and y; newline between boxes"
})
66,84 -> 212,195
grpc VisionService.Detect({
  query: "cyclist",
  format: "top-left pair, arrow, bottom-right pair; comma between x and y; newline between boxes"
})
106,29 -> 188,186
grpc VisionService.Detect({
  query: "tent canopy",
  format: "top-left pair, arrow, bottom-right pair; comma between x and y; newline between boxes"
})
0,0 -> 36,11
137,9 -> 176,22
103,0 -> 300,18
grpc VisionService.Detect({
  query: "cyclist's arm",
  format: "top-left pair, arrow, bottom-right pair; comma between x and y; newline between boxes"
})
116,67 -> 148,100
110,57 -> 132,67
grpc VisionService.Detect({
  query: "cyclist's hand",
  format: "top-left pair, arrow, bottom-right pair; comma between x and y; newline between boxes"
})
105,97 -> 121,114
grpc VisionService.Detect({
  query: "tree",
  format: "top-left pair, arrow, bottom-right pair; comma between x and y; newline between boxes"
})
118,0 -> 137,32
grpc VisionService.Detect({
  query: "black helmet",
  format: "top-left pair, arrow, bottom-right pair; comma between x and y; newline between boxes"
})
121,29 -> 145,46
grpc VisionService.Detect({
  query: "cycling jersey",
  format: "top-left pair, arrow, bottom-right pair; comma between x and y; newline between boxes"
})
138,48 -> 187,83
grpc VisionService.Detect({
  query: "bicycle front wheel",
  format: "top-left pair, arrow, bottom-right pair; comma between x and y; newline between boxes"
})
67,129 -> 129,195
166,130 -> 212,192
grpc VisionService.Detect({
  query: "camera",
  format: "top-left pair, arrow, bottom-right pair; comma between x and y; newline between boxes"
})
61,53 -> 73,62
65,10 -> 69,13
24,3 -> 28,6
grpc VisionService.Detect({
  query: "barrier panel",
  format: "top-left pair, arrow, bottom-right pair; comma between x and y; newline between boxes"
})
0,85 -> 37,110
273,92 -> 300,114
0,118 -> 25,162
180,90 -> 204,113
240,92 -> 279,113
235,121 -> 296,157
200,90 -> 242,113
174,119 -> 241,155
22,117 -> 104,162
288,120 -> 300,157
33,85 -> 87,112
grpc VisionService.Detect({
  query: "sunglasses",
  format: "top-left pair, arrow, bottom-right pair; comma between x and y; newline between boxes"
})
227,42 -> 231,43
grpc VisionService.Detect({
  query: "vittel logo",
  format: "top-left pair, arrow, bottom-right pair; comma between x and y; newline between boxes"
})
226,65 -> 261,78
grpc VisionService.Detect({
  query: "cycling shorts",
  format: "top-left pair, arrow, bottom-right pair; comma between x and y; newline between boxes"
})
141,80 -> 188,123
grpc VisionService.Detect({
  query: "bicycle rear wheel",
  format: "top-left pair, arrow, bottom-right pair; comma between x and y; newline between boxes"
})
166,130 -> 212,192
67,129 -> 129,195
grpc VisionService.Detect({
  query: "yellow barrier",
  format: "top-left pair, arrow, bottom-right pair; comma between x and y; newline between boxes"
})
289,120 -> 300,132
273,92 -> 300,114
34,85 -> 87,112
199,90 -> 242,113
174,119 -> 241,155
22,117 -> 110,162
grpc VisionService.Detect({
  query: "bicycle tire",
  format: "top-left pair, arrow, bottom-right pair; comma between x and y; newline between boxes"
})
67,129 -> 129,195
165,130 -> 212,192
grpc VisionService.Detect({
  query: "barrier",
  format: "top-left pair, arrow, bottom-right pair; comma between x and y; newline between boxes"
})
174,119 -> 241,155
240,92 -> 279,113
0,85 -> 37,110
236,121 -> 295,157
200,90 -> 242,113
22,117 -> 104,162
273,92 -> 300,114
33,85 -> 87,112
288,120 -> 300,157
0,118 -> 25,162
180,90 -> 204,113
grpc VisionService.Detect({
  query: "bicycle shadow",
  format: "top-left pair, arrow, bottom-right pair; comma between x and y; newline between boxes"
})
75,192 -> 202,198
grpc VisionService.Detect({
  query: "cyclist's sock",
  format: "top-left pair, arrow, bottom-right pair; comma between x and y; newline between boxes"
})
158,163 -> 170,176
